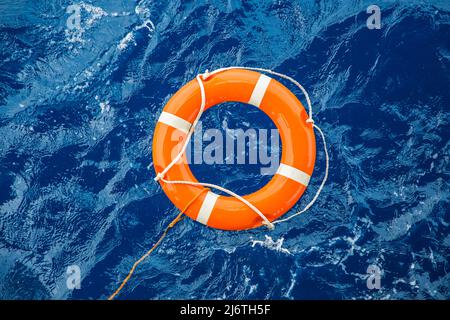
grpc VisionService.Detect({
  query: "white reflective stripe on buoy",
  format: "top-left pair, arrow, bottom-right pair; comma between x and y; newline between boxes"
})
276,163 -> 311,186
158,111 -> 191,134
196,191 -> 219,225
248,74 -> 271,107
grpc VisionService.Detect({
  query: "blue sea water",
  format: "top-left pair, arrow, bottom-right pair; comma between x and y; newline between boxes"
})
0,0 -> 449,300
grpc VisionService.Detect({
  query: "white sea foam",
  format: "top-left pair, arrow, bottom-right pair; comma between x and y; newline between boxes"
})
65,2 -> 108,44
99,101 -> 110,113
250,235 -> 291,255
118,32 -> 135,50
117,20 -> 155,51
283,271 -> 297,298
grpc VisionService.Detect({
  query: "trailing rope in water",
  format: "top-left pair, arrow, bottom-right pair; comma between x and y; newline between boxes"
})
108,189 -> 208,300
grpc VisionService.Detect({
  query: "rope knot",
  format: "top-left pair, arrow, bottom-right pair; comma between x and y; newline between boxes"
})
201,69 -> 210,80
306,118 -> 314,124
154,172 -> 165,182
262,220 -> 275,230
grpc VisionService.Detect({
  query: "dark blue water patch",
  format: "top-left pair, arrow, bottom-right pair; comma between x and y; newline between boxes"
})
369,12 -> 450,105
32,102 -> 93,132
0,172 -> 15,204
78,165 -> 117,194
0,149 -> 29,180
84,129 -> 124,163
0,262 -> 51,300
36,144 -> 87,188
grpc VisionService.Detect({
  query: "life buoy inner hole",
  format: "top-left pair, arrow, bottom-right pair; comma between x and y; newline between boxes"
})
187,101 -> 282,195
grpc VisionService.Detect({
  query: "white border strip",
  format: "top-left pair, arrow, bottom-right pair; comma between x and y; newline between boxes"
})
158,111 -> 192,134
276,163 -> 311,186
248,74 -> 271,107
196,191 -> 219,225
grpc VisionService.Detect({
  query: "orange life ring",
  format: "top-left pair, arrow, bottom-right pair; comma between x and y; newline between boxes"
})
152,69 -> 316,230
